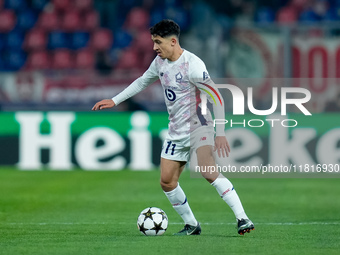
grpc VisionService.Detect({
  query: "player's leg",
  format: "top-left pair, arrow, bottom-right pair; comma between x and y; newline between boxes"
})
195,145 -> 220,182
160,157 -> 185,192
160,157 -> 201,235
196,145 -> 254,234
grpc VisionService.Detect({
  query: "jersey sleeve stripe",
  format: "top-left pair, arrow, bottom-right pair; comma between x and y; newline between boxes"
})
199,88 -> 217,105
198,82 -> 223,106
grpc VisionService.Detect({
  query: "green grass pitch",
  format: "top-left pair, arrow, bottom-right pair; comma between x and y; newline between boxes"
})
0,167 -> 339,255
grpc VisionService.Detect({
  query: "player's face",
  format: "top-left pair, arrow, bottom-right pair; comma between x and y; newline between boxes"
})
151,35 -> 175,60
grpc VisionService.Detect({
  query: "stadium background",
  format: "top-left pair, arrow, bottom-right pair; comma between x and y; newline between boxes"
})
0,0 -> 339,170
0,1 -> 340,254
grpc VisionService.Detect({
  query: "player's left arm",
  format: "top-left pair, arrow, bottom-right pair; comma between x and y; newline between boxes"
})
200,79 -> 230,158
190,62 -> 230,158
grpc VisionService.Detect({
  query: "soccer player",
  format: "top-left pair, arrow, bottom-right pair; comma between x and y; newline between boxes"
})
92,19 -> 254,235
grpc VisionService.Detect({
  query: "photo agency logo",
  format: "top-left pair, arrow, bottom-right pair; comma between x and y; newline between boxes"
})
200,84 -> 312,128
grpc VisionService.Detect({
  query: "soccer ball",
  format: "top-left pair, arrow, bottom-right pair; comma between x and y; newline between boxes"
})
137,207 -> 168,236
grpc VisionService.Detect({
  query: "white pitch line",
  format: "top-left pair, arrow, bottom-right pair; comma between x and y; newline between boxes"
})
1,222 -> 340,226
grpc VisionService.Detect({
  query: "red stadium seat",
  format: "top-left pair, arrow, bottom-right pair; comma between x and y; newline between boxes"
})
277,7 -> 298,24
125,8 -> 150,32
141,51 -> 155,70
75,49 -> 94,69
290,0 -> 310,11
38,11 -> 59,31
52,49 -> 73,69
74,0 -> 92,11
133,30 -> 153,50
116,49 -> 139,70
26,50 -> 50,70
24,29 -> 47,50
0,10 -> 16,32
61,11 -> 81,31
91,29 -> 113,50
83,11 -> 99,31
52,0 -> 70,11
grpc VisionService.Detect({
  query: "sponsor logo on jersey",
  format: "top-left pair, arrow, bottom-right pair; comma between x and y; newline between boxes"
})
165,89 -> 176,101
200,137 -> 207,141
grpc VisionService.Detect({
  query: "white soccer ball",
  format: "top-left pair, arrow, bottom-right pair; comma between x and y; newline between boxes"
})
137,207 -> 168,236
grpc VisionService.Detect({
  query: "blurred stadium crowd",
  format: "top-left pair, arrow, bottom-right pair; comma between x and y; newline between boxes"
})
0,0 -> 340,72
0,0 -> 339,112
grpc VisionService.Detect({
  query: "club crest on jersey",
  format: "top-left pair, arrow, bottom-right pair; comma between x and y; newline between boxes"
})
175,72 -> 183,83
203,71 -> 209,80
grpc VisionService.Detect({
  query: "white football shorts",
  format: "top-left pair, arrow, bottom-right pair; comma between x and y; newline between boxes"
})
160,126 -> 215,162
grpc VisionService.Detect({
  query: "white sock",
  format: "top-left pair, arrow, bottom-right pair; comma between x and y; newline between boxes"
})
211,174 -> 248,220
164,183 -> 198,226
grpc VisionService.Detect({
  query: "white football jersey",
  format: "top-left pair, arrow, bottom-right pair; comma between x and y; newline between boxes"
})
112,50 -> 225,140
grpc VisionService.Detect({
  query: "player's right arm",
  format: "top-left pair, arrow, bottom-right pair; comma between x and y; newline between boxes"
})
92,59 -> 159,111
92,98 -> 116,111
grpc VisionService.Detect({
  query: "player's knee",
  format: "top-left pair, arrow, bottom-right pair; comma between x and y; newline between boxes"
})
160,179 -> 177,192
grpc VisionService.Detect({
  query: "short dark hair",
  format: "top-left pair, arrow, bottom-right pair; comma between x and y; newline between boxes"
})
149,19 -> 180,38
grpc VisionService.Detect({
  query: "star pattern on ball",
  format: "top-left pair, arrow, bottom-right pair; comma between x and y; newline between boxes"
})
137,207 -> 168,236
159,211 -> 168,221
142,208 -> 156,220
151,221 -> 164,234
138,222 -> 148,235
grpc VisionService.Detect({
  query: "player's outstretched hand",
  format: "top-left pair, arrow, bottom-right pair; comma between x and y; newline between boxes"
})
92,99 -> 116,111
214,136 -> 231,158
